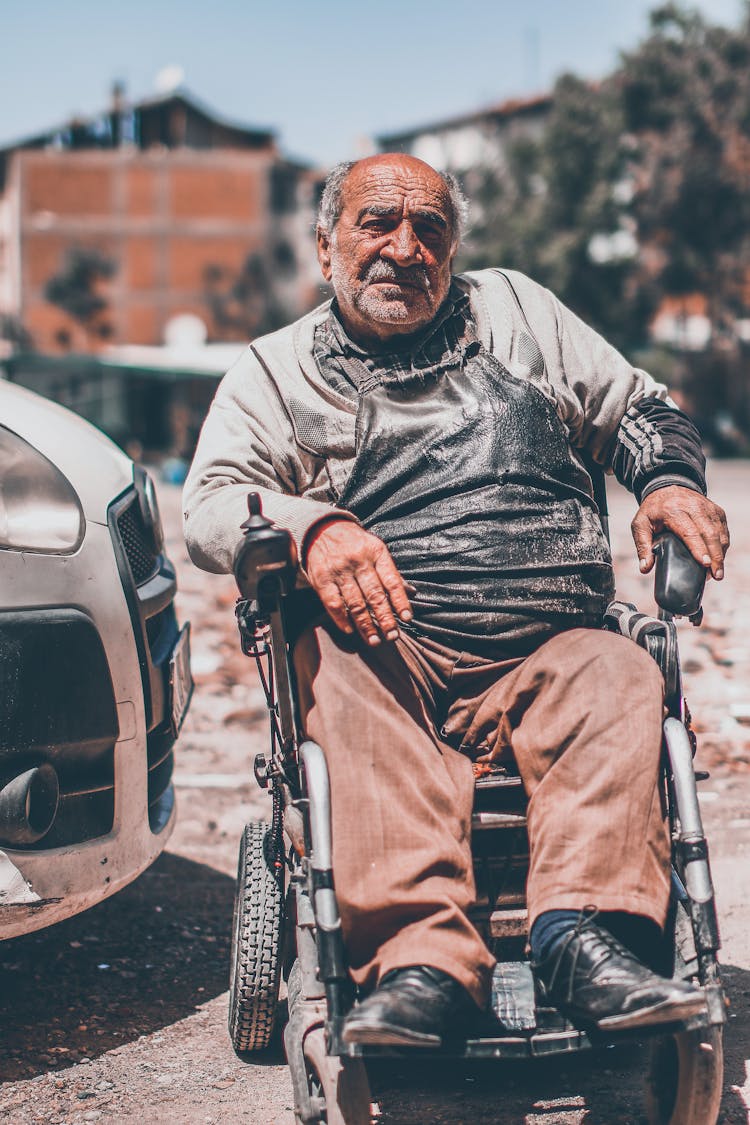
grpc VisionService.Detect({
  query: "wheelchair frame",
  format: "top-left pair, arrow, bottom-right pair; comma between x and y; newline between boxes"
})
228,493 -> 726,1125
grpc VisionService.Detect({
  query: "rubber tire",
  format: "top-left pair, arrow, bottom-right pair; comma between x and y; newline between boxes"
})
646,1025 -> 723,1125
300,1026 -> 372,1125
228,820 -> 284,1054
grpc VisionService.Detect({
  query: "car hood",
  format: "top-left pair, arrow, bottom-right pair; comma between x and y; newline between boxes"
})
1,380 -> 134,525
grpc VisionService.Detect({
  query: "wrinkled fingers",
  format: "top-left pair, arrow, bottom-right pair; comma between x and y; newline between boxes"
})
354,568 -> 400,643
668,503 -> 729,579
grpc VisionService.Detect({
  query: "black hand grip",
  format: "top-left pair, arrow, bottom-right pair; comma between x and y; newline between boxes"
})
653,531 -> 706,618
233,493 -> 297,606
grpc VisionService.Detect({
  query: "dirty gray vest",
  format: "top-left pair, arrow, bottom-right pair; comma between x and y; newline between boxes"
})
331,311 -> 614,658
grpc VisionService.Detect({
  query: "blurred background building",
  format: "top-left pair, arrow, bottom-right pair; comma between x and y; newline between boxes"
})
0,85 -> 322,354
0,85 -> 324,460
377,94 -> 553,199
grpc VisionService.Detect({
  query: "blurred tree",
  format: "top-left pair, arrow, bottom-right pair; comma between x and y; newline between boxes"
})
461,74 -> 649,350
462,2 -> 750,434
44,248 -> 116,345
0,313 -> 32,352
621,3 -> 750,338
202,251 -> 289,340
619,3 -> 750,429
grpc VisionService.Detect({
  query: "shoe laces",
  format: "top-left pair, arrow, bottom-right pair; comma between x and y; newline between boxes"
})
546,905 -> 606,1004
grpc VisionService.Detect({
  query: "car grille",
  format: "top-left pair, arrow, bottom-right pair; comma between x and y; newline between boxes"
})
117,499 -> 159,585
109,485 -> 180,819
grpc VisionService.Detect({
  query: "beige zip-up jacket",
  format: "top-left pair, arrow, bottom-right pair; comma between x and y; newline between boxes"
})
183,268 -> 670,575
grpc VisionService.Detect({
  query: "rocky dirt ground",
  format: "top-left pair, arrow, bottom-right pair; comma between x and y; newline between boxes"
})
1,463 -> 749,1124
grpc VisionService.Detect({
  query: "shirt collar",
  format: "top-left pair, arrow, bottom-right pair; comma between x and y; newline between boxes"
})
314,279 -> 479,394
325,281 -> 469,361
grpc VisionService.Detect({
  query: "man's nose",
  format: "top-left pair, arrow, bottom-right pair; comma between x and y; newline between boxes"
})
381,222 -> 422,266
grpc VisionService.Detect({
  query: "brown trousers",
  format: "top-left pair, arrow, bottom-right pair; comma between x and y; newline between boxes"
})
294,624 -> 670,1008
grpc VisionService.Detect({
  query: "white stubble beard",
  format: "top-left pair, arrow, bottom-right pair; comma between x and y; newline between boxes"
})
330,255 -> 433,327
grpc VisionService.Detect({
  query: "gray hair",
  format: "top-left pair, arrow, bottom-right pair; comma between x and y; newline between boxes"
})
317,158 -> 470,248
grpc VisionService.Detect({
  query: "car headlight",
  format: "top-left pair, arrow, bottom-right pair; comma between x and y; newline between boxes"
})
134,465 -> 165,554
0,425 -> 85,553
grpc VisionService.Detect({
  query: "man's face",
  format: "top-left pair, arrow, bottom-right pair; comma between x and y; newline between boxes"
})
317,155 -> 457,347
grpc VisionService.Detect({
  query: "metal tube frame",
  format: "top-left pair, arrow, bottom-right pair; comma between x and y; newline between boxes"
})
237,583 -> 354,1056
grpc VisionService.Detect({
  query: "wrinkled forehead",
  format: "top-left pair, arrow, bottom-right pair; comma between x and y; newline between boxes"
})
341,161 -> 453,225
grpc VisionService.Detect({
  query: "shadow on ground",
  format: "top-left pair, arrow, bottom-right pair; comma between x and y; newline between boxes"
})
2,850 -> 748,1122
362,965 -> 749,1123
0,852 -> 235,1082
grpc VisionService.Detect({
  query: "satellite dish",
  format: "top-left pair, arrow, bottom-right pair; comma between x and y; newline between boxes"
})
164,313 -> 207,349
155,65 -> 185,94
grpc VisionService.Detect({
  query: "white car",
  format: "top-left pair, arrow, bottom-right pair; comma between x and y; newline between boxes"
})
0,380 -> 192,937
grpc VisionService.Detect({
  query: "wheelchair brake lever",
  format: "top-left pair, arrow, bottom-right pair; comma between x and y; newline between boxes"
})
653,531 -> 706,623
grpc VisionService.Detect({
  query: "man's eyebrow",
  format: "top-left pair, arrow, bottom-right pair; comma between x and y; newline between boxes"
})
356,204 -> 399,223
356,204 -> 448,229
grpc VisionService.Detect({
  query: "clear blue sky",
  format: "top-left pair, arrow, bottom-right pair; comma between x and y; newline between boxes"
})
1,0 -> 744,166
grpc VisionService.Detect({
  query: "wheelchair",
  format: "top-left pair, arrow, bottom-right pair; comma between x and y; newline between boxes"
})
226,492 -> 725,1125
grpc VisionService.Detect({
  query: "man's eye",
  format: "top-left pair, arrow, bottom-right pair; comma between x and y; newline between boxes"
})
415,224 -> 444,243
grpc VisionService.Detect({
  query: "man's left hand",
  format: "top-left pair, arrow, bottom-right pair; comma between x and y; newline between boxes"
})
631,485 -> 729,579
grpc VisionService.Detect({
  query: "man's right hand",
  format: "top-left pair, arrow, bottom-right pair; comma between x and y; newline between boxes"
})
304,519 -> 413,646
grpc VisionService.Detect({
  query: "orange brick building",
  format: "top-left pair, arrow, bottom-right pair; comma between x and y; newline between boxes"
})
0,90 -> 323,354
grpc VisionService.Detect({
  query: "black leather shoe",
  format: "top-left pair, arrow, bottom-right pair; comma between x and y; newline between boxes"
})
341,966 -> 481,1047
533,919 -> 705,1032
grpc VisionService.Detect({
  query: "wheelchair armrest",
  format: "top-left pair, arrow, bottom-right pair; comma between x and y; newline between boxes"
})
233,492 -> 298,611
604,601 -> 681,714
653,531 -> 706,621
603,601 -> 668,646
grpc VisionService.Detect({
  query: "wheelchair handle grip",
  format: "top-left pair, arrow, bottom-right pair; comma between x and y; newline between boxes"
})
653,531 -> 706,619
233,492 -> 298,605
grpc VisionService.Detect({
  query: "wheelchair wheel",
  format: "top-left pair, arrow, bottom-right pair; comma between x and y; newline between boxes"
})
300,1026 -> 372,1125
646,1025 -> 723,1124
228,819 -> 284,1054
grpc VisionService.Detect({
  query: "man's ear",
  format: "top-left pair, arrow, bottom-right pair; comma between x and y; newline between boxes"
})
317,227 -> 333,281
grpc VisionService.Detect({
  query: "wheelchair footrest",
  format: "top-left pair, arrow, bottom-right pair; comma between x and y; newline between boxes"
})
491,961 -> 537,1031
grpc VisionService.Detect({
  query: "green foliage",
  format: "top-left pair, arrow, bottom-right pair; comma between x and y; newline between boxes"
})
619,4 -> 750,330
44,248 -> 116,329
461,2 -> 750,427
202,252 -> 290,339
0,313 -> 32,352
461,73 -> 646,349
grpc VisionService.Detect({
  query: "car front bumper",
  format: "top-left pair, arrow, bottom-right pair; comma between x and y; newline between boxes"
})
0,483 -> 191,938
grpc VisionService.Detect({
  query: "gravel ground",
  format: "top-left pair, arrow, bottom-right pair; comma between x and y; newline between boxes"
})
0,462 -> 748,1124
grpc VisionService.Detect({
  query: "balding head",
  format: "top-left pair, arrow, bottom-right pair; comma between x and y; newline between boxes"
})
315,152 -> 463,347
317,154 -> 468,251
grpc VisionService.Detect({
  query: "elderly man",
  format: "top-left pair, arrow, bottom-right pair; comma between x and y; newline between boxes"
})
184,154 -> 728,1047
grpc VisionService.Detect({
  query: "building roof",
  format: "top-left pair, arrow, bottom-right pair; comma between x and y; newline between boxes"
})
0,86 -> 276,164
377,92 -> 552,147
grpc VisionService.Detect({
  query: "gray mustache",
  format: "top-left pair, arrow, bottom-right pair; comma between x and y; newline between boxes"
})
363,262 -> 430,290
